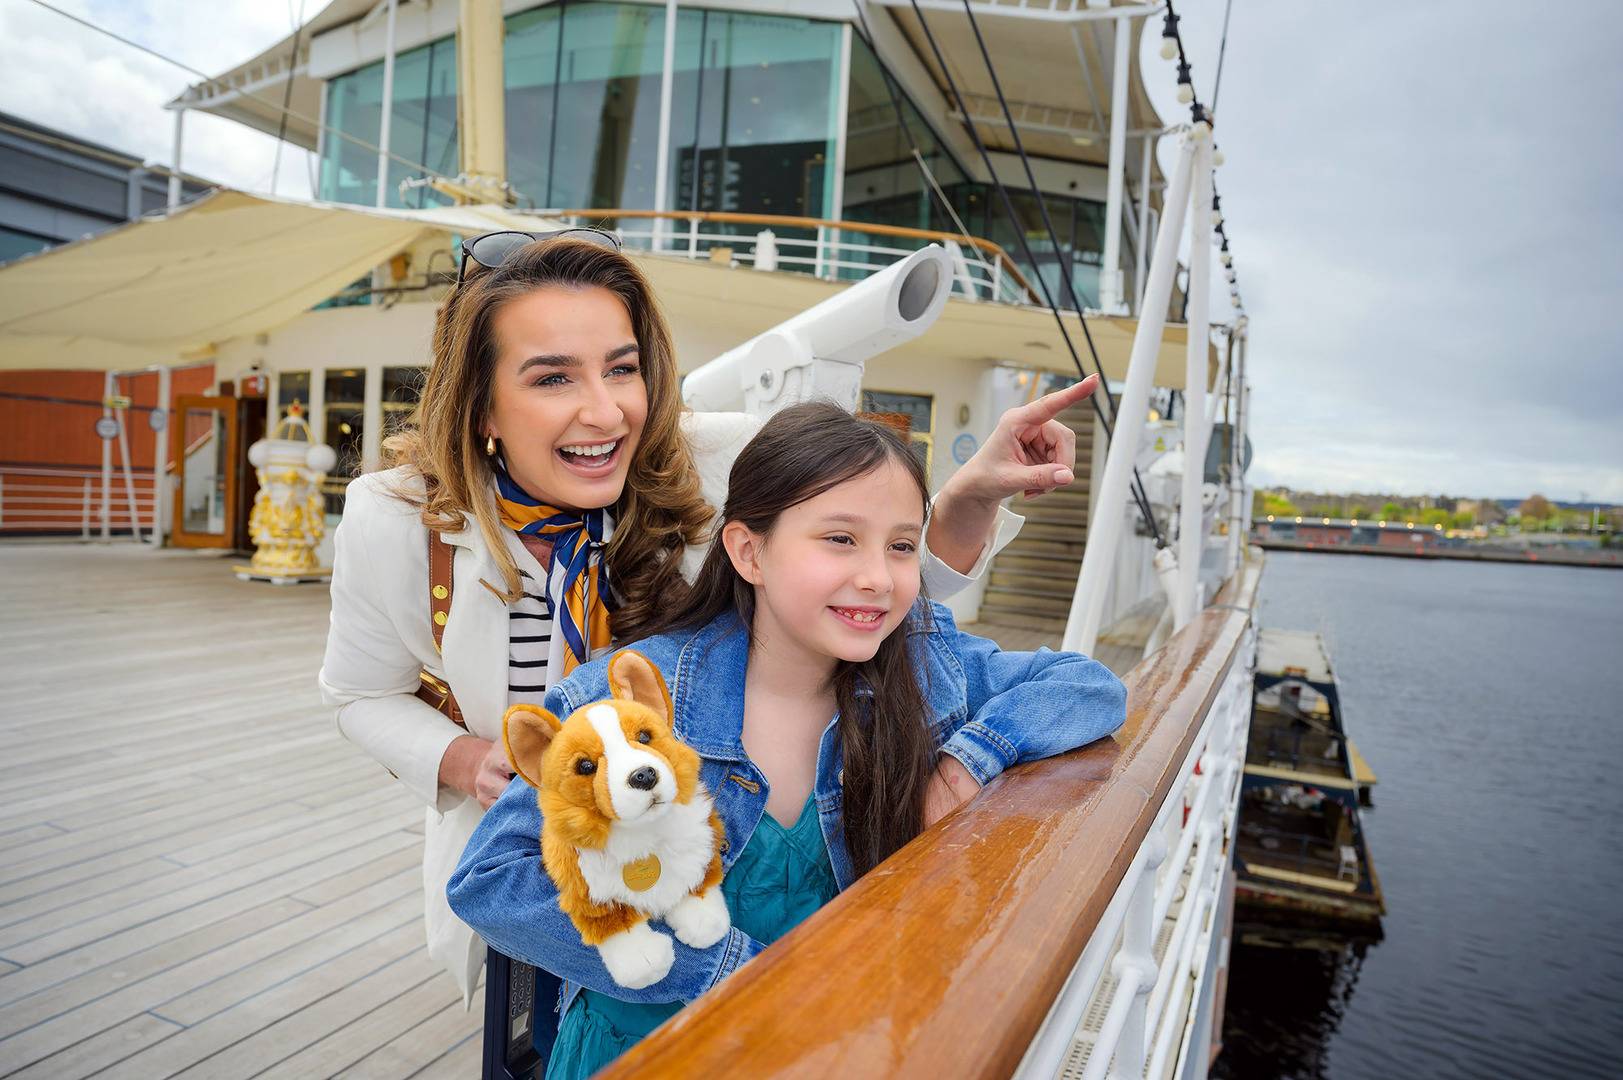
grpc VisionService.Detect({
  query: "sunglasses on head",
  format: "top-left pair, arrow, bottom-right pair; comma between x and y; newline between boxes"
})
455,228 -> 623,285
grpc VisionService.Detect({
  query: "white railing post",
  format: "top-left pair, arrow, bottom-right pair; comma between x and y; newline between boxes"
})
100,372 -> 113,541
1063,136 -> 1195,656
154,365 -> 172,547
1098,11 -> 1130,313
1081,833 -> 1165,1080
82,478 -> 92,539
1175,136 -> 1214,629
652,0 -> 678,252
687,216 -> 700,259
375,0 -> 398,208
813,225 -> 828,279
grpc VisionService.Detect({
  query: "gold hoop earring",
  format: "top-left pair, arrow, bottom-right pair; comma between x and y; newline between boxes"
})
485,435 -> 496,456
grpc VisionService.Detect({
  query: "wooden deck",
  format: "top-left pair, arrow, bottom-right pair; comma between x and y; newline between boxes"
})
0,544 -> 481,1079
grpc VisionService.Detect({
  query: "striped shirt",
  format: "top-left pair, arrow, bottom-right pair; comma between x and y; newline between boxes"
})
507,535 -> 556,709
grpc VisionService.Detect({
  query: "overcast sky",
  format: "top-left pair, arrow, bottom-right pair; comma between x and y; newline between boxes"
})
2,0 -> 1620,502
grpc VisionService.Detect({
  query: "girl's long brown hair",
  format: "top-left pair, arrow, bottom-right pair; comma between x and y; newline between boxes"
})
385,235 -> 712,642
658,402 -> 938,875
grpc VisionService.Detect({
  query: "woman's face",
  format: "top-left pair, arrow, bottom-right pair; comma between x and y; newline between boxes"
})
485,285 -> 648,512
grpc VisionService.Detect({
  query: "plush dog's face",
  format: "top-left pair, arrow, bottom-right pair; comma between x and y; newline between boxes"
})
504,651 -> 701,837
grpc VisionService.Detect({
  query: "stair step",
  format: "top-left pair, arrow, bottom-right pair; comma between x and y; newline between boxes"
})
978,599 -> 1070,625
1016,503 -> 1088,527
980,585 -> 1075,616
990,568 -> 1080,592
1019,521 -> 1090,543
1002,536 -> 1086,560
992,554 -> 1083,578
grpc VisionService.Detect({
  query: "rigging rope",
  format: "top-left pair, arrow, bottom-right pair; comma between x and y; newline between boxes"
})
904,0 -> 1164,544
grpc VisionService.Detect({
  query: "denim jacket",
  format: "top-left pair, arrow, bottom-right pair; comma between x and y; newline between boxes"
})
446,601 -> 1125,1020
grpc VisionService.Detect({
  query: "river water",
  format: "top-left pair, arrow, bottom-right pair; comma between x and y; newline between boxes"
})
1213,552 -> 1623,1079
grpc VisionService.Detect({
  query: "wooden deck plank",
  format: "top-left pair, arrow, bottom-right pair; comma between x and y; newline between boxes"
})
289,845 -> 422,908
255,975 -> 466,1079
0,860 -> 178,934
166,946 -> 446,1080
2,818 -> 418,965
409,1031 -> 483,1080
153,891 -> 421,1026
0,827 -> 66,854
6,1012 -> 185,1080
339,994 -> 483,1079
0,898 -> 308,1043
107,923 -> 430,1080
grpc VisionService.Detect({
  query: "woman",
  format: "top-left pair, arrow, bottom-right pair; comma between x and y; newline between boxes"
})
318,228 -> 1099,1003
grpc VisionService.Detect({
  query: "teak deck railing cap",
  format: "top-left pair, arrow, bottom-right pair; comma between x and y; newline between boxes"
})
597,553 -> 1265,1079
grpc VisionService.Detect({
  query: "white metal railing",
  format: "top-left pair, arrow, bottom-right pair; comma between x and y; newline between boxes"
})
557,214 -> 1031,307
0,467 -> 158,541
1015,617 -> 1257,1080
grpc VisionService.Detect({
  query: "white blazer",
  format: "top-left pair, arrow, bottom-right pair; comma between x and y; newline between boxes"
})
318,411 -> 1020,1004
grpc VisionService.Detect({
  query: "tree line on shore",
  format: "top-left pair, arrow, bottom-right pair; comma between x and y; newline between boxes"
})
1253,490 -> 1622,542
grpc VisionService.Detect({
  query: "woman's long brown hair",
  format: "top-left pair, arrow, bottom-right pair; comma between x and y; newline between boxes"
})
384,235 -> 712,642
657,402 -> 938,876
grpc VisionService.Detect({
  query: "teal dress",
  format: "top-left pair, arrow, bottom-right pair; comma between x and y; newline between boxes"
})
545,794 -> 837,1080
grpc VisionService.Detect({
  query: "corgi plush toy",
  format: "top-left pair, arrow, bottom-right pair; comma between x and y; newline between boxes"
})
502,650 -> 731,990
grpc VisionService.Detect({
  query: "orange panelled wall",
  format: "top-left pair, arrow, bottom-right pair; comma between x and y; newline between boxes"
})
0,366 -> 217,470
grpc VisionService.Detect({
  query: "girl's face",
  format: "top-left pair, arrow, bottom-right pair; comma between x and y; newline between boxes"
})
484,285 -> 648,512
725,459 -> 925,669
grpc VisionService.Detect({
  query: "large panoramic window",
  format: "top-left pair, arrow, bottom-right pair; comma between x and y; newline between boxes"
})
320,36 -> 458,208
505,2 -> 842,217
840,34 -> 1107,308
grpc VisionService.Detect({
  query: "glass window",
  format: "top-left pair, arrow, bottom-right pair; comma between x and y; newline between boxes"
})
503,3 -> 841,219
323,368 -> 366,480
277,371 -> 311,422
0,226 -> 54,264
861,389 -> 933,473
842,34 -> 969,235
320,36 -> 458,208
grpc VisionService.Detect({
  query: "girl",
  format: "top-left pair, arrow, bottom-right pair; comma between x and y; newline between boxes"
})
447,402 -> 1126,1079
319,229 -> 1100,1002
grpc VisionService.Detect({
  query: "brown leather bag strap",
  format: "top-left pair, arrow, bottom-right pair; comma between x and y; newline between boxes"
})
428,530 -> 454,654
418,531 -> 467,728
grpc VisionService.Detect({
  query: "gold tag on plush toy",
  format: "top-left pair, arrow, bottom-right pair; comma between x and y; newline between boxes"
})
622,854 -> 661,892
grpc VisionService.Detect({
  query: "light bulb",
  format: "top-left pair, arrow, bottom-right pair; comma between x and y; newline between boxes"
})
1160,38 -> 1178,60
1177,83 -> 1194,104
1221,253 -> 1233,267
1231,296 -> 1241,308
1192,119 -> 1212,139
1213,148 -> 1226,167
1212,211 -> 1223,227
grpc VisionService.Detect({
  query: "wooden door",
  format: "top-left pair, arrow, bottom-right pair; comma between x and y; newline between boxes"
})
169,395 -> 240,549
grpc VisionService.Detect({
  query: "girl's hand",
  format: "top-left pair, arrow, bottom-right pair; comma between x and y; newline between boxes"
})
928,375 -> 1101,573
922,755 -> 983,827
959,374 -> 1100,502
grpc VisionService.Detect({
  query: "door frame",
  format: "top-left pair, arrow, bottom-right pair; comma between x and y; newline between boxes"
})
169,394 -> 239,549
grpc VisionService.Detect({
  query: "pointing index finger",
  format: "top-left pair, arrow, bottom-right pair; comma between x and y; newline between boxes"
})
1019,373 -> 1101,424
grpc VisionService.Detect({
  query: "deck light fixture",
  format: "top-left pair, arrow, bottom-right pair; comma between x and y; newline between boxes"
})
1176,61 -> 1194,104
1159,12 -> 1180,60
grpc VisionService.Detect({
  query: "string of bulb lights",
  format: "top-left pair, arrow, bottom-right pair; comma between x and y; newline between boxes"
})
1156,1 -> 1244,317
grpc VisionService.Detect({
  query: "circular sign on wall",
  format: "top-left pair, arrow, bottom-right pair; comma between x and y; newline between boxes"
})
149,409 -> 168,433
951,432 -> 978,465
95,417 -> 119,440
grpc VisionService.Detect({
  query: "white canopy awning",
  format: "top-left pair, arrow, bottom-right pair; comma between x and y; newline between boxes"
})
0,189 -> 538,371
0,190 -> 1209,388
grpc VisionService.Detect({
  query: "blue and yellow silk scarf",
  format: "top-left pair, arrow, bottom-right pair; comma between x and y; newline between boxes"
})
493,462 -> 611,676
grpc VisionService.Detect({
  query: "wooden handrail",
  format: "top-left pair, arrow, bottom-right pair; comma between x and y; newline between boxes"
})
597,554 -> 1264,1078
550,207 -> 1043,304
